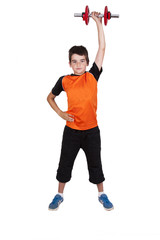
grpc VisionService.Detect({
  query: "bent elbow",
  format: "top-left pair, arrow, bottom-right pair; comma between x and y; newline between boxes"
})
47,92 -> 56,102
102,45 -> 106,52
99,45 -> 106,53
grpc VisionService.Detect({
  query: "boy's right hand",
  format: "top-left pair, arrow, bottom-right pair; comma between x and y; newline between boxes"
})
91,11 -> 102,25
59,111 -> 74,122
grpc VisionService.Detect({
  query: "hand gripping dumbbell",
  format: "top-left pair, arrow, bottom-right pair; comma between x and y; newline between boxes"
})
74,5 -> 119,25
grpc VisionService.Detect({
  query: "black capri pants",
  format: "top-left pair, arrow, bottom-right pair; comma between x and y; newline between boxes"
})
56,125 -> 105,184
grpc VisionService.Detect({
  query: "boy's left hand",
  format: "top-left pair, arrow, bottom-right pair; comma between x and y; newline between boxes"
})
91,11 -> 102,24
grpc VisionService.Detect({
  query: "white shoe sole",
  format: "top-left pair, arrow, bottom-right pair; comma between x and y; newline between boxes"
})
99,199 -> 114,211
48,206 -> 59,211
104,206 -> 114,211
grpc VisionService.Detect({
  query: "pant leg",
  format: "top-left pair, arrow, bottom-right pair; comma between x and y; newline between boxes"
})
56,126 -> 81,183
81,126 -> 105,184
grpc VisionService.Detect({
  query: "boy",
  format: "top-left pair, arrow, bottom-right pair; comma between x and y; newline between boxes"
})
47,12 -> 113,211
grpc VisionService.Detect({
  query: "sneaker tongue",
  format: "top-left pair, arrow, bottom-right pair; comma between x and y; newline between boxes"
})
56,194 -> 60,198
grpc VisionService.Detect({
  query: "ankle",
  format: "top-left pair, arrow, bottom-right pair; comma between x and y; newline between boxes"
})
58,192 -> 64,198
98,191 -> 104,197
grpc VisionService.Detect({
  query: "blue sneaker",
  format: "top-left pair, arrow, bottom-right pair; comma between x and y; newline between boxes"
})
48,194 -> 64,211
98,194 -> 114,211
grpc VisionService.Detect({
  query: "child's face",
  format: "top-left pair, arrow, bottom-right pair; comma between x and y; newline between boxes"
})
69,54 -> 88,75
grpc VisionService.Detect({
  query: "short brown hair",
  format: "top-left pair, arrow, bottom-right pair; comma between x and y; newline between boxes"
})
69,45 -> 89,64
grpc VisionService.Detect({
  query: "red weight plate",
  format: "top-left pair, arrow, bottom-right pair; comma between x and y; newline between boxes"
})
104,6 -> 108,25
85,5 -> 89,25
108,11 -> 111,20
83,13 -> 85,21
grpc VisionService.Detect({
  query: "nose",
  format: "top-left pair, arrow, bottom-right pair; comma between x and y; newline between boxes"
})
76,61 -> 81,67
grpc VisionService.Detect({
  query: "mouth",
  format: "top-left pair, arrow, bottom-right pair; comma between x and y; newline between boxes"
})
76,68 -> 82,70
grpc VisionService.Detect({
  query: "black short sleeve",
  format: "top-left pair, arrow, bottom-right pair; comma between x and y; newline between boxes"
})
89,62 -> 103,81
51,76 -> 64,96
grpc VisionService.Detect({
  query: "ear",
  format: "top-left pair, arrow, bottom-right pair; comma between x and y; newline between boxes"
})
69,62 -> 71,67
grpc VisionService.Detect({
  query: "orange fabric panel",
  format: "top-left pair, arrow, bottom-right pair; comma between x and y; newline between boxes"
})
62,72 -> 98,130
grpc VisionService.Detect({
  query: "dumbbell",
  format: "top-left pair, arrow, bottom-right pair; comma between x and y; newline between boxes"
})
74,6 -> 119,25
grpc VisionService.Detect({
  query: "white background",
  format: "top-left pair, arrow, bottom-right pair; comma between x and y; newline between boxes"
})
0,0 -> 160,239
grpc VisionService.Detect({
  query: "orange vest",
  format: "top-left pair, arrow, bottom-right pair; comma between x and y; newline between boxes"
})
62,72 -> 98,130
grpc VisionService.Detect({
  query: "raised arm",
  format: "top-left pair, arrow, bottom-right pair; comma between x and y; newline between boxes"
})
91,12 -> 106,71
